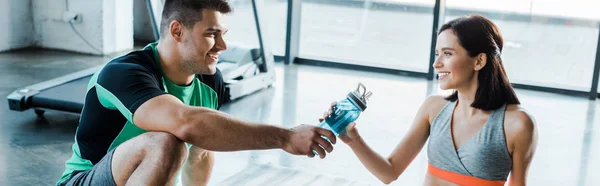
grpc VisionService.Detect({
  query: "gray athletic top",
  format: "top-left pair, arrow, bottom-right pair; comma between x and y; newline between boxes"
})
427,100 -> 512,181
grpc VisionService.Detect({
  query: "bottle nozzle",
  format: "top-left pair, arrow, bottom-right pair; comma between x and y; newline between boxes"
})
352,82 -> 372,105
356,83 -> 367,95
364,91 -> 373,100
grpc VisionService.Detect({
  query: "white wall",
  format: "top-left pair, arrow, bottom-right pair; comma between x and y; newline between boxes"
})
33,0 -> 103,54
0,0 -> 34,52
32,0 -> 134,55
1,0 -> 144,54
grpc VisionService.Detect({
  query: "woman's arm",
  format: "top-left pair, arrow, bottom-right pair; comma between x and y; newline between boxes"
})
506,109 -> 538,186
322,96 -> 444,184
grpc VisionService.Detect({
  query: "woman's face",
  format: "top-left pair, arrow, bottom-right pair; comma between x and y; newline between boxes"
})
433,29 -> 482,90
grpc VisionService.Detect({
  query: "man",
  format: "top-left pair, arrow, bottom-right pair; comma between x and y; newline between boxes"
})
56,0 -> 336,185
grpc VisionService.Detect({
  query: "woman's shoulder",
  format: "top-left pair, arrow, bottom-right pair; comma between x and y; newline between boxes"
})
504,104 -> 535,128
422,95 -> 451,123
504,104 -> 537,146
424,95 -> 449,108
502,104 -> 538,156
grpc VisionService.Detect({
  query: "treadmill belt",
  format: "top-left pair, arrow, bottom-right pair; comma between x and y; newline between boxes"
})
30,75 -> 92,113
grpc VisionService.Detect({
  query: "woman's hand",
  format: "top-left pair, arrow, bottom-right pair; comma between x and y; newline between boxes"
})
318,102 -> 362,146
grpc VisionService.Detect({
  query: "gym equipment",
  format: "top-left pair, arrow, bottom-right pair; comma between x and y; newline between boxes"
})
7,0 -> 275,116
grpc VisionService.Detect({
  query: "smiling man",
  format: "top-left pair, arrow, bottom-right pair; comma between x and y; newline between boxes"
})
56,1 -> 336,186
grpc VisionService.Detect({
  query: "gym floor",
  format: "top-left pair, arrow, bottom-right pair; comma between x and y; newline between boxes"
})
1,48 -> 599,186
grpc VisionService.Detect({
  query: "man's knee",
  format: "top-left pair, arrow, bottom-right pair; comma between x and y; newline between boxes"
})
141,132 -> 187,159
110,132 -> 188,185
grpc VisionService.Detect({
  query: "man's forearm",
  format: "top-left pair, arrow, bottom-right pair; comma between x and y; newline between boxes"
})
177,107 -> 291,151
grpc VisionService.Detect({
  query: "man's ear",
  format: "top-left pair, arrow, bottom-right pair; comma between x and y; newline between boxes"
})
474,53 -> 487,71
170,21 -> 183,42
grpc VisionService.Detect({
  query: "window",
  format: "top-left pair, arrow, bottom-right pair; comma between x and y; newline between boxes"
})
299,1 -> 436,72
443,0 -> 600,91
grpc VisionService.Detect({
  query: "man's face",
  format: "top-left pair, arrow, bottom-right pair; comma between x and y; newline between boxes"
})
179,10 -> 228,75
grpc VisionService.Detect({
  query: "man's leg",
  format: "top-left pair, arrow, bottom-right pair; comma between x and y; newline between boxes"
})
111,132 -> 188,186
182,147 -> 215,186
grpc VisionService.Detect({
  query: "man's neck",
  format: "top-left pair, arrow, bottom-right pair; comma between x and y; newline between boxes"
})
156,42 -> 195,86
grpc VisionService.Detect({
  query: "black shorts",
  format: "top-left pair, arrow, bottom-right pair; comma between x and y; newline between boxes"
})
58,149 -> 117,186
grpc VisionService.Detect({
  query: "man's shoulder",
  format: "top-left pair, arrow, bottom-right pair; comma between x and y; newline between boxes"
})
99,49 -> 160,79
110,47 -> 154,64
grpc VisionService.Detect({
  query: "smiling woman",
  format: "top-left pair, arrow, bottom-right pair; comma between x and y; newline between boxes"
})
321,14 -> 538,186
426,14 -> 534,185
434,14 -> 520,110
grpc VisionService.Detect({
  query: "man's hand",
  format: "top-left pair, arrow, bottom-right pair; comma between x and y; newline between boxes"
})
318,102 -> 362,146
282,124 -> 337,159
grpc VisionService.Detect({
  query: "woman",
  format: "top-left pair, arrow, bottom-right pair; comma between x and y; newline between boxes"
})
321,15 -> 538,186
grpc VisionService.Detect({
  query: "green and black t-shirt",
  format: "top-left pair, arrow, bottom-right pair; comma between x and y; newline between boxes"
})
56,42 -> 227,185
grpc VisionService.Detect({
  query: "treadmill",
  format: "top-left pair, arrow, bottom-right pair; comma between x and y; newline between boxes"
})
7,0 -> 276,116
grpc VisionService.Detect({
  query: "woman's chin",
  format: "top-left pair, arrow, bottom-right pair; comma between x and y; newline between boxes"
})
438,83 -> 452,90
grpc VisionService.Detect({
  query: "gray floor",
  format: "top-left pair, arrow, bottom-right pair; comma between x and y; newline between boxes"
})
0,48 -> 120,185
1,47 -> 599,186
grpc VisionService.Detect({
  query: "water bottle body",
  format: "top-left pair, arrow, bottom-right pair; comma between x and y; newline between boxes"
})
318,98 -> 362,136
312,83 -> 371,157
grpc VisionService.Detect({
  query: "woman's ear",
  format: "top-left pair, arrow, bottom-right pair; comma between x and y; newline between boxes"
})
474,53 -> 487,71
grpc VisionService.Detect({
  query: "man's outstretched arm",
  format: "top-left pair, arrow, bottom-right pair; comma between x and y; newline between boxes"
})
132,94 -> 337,158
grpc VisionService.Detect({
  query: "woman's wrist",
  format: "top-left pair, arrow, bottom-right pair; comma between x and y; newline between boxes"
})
347,135 -> 365,149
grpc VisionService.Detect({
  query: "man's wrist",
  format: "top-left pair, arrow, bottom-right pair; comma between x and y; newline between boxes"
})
276,127 -> 292,149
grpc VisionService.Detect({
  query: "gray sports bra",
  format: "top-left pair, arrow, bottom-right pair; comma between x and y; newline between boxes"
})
427,100 -> 512,181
